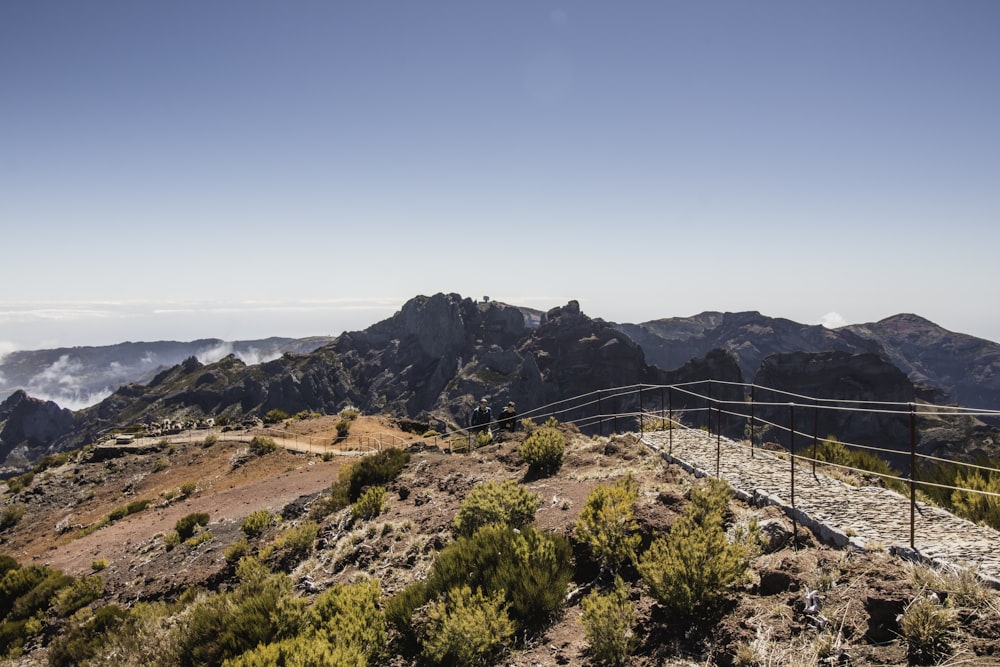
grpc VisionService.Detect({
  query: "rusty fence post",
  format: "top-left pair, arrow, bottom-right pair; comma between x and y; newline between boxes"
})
716,405 -> 722,478
789,402 -> 797,547
910,403 -> 916,550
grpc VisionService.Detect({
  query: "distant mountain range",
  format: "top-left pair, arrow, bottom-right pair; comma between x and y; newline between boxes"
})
2,293 -> 999,473
0,337 -> 337,410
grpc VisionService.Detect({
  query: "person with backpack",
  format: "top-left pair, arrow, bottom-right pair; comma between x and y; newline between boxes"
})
469,398 -> 492,433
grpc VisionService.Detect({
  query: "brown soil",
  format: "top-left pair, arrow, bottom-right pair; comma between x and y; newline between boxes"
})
3,417 -> 1000,666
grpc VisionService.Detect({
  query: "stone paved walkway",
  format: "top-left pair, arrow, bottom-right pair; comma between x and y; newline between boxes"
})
641,429 -> 1000,587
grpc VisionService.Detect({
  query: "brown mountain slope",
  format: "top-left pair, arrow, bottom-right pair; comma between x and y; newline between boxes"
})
2,417 -> 1000,665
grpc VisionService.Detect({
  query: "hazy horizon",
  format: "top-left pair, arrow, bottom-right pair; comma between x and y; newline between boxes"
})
1,295 -> 998,357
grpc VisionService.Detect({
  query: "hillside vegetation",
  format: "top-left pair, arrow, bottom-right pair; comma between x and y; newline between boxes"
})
2,415 -> 1000,666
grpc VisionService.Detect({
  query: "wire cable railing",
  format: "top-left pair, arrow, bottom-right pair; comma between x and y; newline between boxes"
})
503,380 -> 1000,551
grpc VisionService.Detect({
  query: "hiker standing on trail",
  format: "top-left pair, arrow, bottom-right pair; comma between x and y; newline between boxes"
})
498,401 -> 518,432
470,398 -> 493,433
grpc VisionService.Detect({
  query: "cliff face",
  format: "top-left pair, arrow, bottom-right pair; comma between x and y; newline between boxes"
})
615,311 -> 880,381
5,295 -> 999,473
0,390 -> 76,470
54,294 -> 727,451
752,350 -> 917,469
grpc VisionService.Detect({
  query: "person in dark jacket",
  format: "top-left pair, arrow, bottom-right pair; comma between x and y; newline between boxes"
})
498,401 -> 518,432
469,398 -> 492,433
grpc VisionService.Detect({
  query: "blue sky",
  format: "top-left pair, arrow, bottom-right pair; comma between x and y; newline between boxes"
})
2,1 -> 998,352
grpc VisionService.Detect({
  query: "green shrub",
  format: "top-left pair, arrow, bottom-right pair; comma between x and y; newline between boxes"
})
32,452 -> 70,473
419,585 -> 514,667
242,510 -> 276,538
339,407 -> 360,421
173,559 -> 309,667
263,521 -> 319,571
225,634 -> 366,667
202,433 -> 218,447
263,409 -> 290,424
55,574 -> 104,616
175,512 -> 210,541
813,436 -> 906,494
335,419 -> 352,439
6,472 -> 34,494
249,436 -> 277,456
0,563 -> 73,654
950,467 -> 1000,530
47,604 -> 130,667
900,595 -> 957,664
453,480 -> 539,537
225,538 -> 250,566
344,448 -> 410,502
581,576 -> 636,666
179,481 -> 198,497
91,559 -> 108,572
108,498 -> 151,522
638,478 -> 747,618
426,524 -> 572,632
312,578 -> 385,660
385,580 -> 429,645
0,504 -> 26,531
518,427 -> 566,474
352,486 -> 387,522
574,474 -> 641,574
152,457 -> 170,472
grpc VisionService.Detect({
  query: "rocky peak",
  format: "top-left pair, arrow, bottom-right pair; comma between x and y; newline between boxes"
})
0,390 -> 76,464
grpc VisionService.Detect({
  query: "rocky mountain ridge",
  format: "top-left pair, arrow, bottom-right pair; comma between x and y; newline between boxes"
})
2,293 -> 999,474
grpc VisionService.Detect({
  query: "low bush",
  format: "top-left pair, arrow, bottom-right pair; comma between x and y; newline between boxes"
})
172,558 -> 309,667
55,574 -> 104,617
453,480 -> 540,537
426,524 -> 573,632
263,409 -> 290,424
518,427 -> 566,474
638,478 -> 748,618
225,538 -> 250,566
311,578 -> 385,660
47,604 -> 130,667
249,436 -> 277,456
418,584 -> 514,667
179,481 -> 198,497
351,486 -> 387,522
344,448 -> 410,502
5,472 -> 34,494
900,595 -> 957,663
263,521 -> 319,572
242,510 -> 276,538
574,474 -> 641,574
581,576 -> 636,666
175,512 -> 210,541
108,499 -> 151,522
0,504 -> 25,531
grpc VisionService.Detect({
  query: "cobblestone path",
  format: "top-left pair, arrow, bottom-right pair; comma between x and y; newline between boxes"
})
642,429 -> 1000,587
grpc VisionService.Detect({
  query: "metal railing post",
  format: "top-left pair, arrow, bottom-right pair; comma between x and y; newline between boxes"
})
639,385 -> 644,434
716,405 -> 722,478
910,403 -> 916,550
668,386 -> 674,454
597,392 -> 603,437
789,402 -> 797,547
749,385 -> 755,458
811,400 -> 818,477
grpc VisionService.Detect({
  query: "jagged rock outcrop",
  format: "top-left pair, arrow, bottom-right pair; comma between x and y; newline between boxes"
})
0,390 -> 76,470
751,350 -> 916,469
615,311 -> 880,381
45,295 -> 744,457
